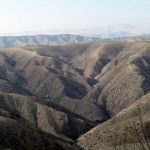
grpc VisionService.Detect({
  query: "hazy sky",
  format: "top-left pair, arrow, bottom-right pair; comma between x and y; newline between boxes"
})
0,0 -> 150,35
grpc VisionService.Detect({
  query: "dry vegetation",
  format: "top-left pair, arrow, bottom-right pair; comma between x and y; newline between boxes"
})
78,93 -> 150,150
0,40 -> 149,149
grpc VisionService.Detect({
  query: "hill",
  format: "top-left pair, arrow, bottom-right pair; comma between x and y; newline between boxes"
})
80,41 -> 150,117
78,93 -> 150,150
0,92 -> 83,150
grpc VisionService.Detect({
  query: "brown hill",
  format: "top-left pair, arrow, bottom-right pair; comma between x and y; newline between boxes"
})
0,92 -> 96,140
0,44 -> 108,122
82,41 -> 150,117
0,92 -> 84,150
78,93 -> 150,150
71,41 -> 127,78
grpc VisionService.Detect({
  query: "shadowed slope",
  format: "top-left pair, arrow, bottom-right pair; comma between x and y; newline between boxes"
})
0,92 -> 95,140
0,116 -> 82,150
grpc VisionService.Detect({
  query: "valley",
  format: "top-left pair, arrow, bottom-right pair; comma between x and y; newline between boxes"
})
0,39 -> 149,149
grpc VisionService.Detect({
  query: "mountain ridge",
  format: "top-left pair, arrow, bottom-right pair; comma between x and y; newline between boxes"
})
0,34 -> 99,47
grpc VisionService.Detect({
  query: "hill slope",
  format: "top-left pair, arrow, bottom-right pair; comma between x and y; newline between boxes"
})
0,92 -> 94,139
0,44 -> 108,123
81,41 -> 150,117
0,92 -> 84,150
78,93 -> 150,150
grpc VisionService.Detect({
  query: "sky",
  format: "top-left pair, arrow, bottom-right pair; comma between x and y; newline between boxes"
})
0,0 -> 150,35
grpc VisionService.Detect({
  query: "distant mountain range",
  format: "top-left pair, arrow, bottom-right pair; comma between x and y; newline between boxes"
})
0,24 -> 150,47
0,34 -> 99,47
0,33 -> 150,47
58,24 -> 150,38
